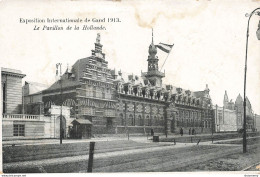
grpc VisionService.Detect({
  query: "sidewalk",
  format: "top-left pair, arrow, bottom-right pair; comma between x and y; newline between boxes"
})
3,131 -> 258,147
2,132 -> 241,146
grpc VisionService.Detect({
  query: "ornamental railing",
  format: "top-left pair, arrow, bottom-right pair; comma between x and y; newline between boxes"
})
2,114 -> 41,120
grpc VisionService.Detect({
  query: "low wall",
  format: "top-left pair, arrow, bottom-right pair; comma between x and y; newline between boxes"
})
2,114 -> 47,140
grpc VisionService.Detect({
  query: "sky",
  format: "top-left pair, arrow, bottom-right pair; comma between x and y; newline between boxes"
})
0,0 -> 259,114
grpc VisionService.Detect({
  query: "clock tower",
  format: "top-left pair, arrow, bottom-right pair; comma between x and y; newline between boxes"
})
142,30 -> 165,87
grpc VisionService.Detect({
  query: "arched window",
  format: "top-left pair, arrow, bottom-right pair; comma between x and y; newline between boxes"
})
93,86 -> 96,97
149,116 -> 152,126
101,88 -> 105,99
138,115 -> 143,126
129,114 -> 134,126
154,116 -> 157,125
146,116 -> 150,126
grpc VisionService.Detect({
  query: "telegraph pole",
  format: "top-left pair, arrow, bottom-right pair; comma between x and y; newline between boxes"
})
243,8 -> 260,153
56,63 -> 63,144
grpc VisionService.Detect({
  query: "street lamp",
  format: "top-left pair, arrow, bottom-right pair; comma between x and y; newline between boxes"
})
243,8 -> 260,153
56,63 -> 63,144
257,19 -> 260,40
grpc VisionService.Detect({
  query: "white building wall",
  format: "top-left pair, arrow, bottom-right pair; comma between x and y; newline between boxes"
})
49,105 -> 74,138
214,105 -> 238,132
255,114 -> 260,131
2,105 -> 75,140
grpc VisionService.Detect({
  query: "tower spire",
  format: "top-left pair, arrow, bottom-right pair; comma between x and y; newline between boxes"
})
152,28 -> 154,44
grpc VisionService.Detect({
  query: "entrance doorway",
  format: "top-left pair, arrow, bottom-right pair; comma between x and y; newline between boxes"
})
106,118 -> 114,133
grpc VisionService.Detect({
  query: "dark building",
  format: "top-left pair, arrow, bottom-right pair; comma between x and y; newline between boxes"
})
41,33 -> 214,137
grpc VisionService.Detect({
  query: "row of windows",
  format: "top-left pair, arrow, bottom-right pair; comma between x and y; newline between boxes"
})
179,110 -> 201,119
179,110 -> 213,119
119,114 -> 163,126
177,120 -> 212,128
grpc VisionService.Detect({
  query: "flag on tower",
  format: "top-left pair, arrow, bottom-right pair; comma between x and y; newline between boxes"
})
156,43 -> 174,53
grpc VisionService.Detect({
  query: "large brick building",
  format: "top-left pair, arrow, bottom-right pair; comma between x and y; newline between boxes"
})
41,33 -> 214,137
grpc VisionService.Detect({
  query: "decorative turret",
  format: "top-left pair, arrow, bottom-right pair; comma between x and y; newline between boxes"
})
224,90 -> 229,102
204,84 -> 210,92
204,84 -> 210,97
143,29 -> 165,87
147,29 -> 159,71
223,90 -> 229,109
235,93 -> 243,105
148,32 -> 157,58
95,33 -> 102,53
91,33 -> 105,59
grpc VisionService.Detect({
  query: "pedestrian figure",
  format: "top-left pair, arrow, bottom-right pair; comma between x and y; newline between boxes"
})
180,128 -> 183,136
189,128 -> 191,135
151,129 -> 154,136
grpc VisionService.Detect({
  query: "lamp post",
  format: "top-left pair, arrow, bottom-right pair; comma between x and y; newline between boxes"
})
56,63 -> 63,144
243,8 -> 260,153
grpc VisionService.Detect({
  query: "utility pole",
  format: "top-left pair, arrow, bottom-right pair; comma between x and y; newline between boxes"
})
243,8 -> 260,153
56,63 -> 63,144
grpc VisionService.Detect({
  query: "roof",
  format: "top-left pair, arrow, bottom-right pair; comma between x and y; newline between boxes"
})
72,119 -> 92,125
24,81 -> 49,95
115,70 -> 208,99
1,67 -> 26,78
1,67 -> 22,74
25,81 -> 48,87
43,57 -> 89,93
43,78 -> 81,92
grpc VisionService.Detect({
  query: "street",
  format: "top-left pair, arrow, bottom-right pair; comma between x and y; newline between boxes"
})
3,134 -> 260,173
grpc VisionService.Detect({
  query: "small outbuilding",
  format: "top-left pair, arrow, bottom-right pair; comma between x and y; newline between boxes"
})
70,119 -> 92,139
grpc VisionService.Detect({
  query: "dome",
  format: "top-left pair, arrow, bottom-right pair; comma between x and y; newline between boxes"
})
149,43 -> 157,56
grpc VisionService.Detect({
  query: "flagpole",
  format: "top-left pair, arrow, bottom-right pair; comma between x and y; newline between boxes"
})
160,43 -> 174,72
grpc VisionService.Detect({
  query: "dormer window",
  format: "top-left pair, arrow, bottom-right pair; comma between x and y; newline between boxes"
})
185,90 -> 191,96
176,87 -> 182,94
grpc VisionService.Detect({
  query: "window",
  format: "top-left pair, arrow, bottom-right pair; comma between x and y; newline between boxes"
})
129,114 -> 135,126
185,111 -> 189,118
148,116 -> 152,126
138,115 -> 143,126
146,116 -> 150,126
13,124 -> 25,136
101,88 -> 105,99
93,86 -> 96,97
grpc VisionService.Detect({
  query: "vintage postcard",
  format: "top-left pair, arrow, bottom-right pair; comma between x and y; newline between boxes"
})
0,0 -> 260,176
